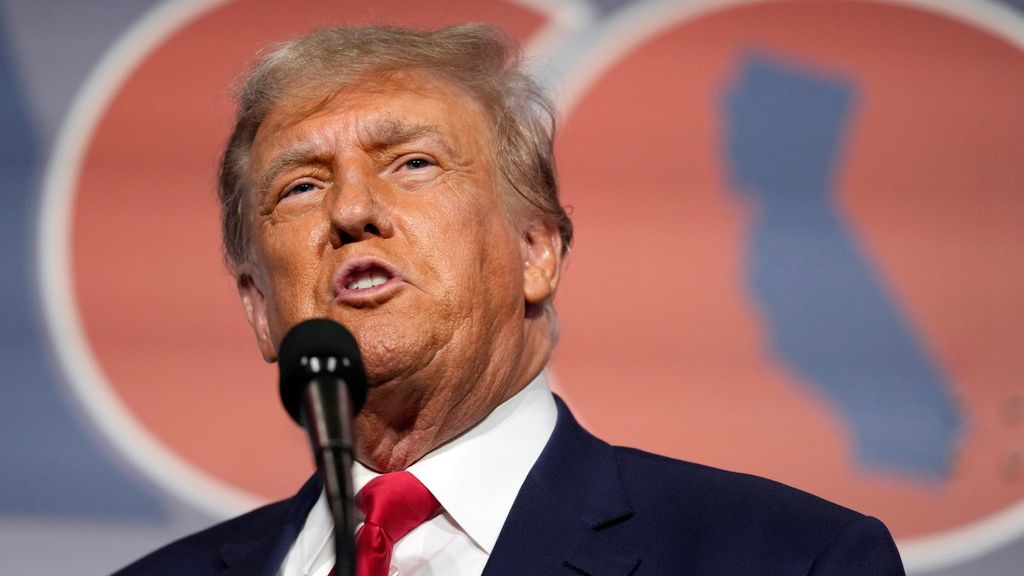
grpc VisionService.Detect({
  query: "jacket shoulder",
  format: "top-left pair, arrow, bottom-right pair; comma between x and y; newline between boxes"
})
111,496 -> 298,576
614,445 -> 857,524
609,446 -> 904,574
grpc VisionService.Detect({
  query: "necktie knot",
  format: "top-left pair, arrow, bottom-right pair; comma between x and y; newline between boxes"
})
352,471 -> 440,576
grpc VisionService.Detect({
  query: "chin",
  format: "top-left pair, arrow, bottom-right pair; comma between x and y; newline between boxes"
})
346,320 -> 428,385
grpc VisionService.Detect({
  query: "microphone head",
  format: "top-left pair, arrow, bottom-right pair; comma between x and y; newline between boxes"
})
278,318 -> 368,425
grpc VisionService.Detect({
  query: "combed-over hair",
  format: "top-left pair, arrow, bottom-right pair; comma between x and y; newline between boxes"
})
218,23 -> 572,271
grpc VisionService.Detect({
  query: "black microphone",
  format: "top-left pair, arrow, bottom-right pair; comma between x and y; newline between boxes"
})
278,318 -> 368,576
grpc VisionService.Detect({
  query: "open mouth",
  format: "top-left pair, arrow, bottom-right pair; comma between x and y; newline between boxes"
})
344,267 -> 392,291
334,259 -> 402,301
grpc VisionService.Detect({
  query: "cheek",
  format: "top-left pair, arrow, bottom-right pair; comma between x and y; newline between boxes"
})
257,220 -> 330,331
418,204 -> 500,275
264,229 -> 318,283
456,214 -> 524,307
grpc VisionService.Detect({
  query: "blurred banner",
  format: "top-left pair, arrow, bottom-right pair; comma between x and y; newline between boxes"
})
2,0 -> 1023,573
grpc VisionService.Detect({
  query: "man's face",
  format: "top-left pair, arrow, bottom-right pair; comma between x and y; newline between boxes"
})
237,71 -> 557,468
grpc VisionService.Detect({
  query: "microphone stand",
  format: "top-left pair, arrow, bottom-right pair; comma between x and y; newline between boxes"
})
300,368 -> 359,576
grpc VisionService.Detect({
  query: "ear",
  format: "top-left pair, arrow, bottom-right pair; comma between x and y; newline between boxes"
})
522,219 -> 564,306
236,267 -> 277,362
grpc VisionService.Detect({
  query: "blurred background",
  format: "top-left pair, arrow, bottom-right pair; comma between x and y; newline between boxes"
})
2,0 -> 1023,573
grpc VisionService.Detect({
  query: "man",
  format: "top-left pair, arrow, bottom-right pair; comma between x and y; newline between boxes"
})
115,24 -> 905,575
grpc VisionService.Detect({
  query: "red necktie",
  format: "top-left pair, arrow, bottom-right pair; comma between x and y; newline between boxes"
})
330,471 -> 440,576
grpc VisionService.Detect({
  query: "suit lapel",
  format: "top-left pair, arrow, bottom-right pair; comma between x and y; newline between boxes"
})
218,474 -> 322,576
484,397 -> 640,576
216,399 -> 639,575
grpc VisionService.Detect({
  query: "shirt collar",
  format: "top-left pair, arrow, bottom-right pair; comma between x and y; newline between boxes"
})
353,371 -> 557,553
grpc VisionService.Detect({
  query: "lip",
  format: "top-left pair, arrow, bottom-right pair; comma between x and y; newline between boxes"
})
332,256 -> 406,304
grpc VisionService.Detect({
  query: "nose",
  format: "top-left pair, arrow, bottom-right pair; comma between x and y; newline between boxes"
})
328,164 -> 394,247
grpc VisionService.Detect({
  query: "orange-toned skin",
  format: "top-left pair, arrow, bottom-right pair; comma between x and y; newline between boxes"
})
236,71 -> 564,472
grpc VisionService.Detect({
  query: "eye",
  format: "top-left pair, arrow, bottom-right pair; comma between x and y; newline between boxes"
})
403,157 -> 432,170
285,181 -> 318,197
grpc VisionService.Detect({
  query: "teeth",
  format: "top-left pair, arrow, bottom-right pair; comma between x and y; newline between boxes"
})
347,272 -> 389,290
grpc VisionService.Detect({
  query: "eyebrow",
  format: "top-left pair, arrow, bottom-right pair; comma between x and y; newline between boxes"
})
360,115 -> 452,156
254,140 -> 331,195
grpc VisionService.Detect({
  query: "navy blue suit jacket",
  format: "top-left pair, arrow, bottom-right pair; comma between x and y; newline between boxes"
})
114,398 -> 905,575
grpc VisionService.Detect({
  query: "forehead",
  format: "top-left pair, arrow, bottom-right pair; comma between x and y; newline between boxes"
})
249,70 -> 493,170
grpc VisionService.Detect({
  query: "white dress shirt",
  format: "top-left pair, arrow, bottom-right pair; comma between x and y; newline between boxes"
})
277,372 -> 557,576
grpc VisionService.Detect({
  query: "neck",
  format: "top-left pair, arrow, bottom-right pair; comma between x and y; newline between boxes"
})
354,318 -> 553,472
